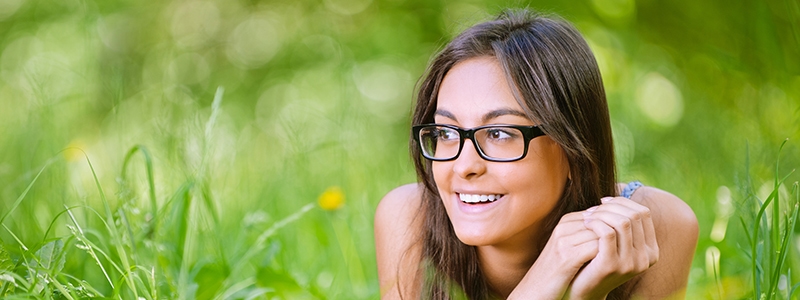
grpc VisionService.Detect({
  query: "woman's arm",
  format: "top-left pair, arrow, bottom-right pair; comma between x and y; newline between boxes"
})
512,186 -> 696,300
628,186 -> 698,299
568,186 -> 698,299
507,211 -> 606,299
375,183 -> 425,299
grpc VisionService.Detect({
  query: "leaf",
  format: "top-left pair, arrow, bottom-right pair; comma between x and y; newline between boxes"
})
194,261 -> 229,299
255,267 -> 304,296
32,239 -> 66,273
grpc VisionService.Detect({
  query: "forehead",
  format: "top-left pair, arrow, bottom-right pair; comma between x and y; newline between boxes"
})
436,56 -> 526,123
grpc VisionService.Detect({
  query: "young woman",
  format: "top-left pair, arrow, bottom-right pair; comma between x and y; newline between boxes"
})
374,9 -> 698,300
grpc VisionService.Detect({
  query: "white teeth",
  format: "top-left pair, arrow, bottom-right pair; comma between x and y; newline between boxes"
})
459,193 -> 503,203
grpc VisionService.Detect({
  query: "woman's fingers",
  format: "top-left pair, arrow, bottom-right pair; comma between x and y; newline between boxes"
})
566,197 -> 660,299
583,218 -> 617,257
584,197 -> 658,269
537,212 -> 606,272
641,210 -> 659,266
600,197 -> 659,266
588,202 -> 642,254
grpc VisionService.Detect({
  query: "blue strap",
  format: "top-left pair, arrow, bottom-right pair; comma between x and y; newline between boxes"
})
621,181 -> 643,199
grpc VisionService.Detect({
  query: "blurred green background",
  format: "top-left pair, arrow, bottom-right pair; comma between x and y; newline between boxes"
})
0,0 -> 798,298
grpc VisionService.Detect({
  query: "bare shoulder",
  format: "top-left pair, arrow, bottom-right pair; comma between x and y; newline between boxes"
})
375,183 -> 425,299
375,183 -> 425,241
376,183 -> 424,222
632,186 -> 698,239
625,184 -> 699,298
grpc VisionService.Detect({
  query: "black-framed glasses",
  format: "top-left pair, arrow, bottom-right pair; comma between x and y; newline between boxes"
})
412,124 -> 546,162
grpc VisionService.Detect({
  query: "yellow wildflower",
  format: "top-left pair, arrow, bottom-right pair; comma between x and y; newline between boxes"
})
318,186 -> 345,211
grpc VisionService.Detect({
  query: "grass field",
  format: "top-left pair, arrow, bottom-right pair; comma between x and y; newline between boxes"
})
1,0 -> 799,299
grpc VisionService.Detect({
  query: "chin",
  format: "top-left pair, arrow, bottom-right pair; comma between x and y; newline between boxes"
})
451,226 -> 496,246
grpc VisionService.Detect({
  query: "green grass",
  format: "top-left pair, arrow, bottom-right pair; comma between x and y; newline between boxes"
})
737,141 -> 799,299
0,88 -> 378,299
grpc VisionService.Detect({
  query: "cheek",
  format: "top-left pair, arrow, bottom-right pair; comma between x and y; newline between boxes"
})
509,143 -> 569,194
529,139 -> 569,178
430,162 -> 449,189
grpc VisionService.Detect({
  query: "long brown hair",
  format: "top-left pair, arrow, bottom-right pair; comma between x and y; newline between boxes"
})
409,9 -> 629,299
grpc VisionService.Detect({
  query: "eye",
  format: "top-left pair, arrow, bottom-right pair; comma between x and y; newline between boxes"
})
437,128 -> 459,141
486,128 -> 518,140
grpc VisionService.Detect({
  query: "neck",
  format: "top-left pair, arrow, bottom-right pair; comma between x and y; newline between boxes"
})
477,226 -> 547,298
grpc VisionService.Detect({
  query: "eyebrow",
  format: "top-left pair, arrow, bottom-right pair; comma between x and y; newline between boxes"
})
434,108 -> 529,123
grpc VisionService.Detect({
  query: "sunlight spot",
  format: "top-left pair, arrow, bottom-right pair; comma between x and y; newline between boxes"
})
352,61 -> 408,102
716,186 -> 732,217
779,274 -> 788,291
316,271 -> 334,288
170,1 -> 220,49
635,72 -> 683,127
226,15 -> 282,69
97,13 -> 136,52
352,60 -> 411,122
710,186 -> 732,243
704,246 -> 720,280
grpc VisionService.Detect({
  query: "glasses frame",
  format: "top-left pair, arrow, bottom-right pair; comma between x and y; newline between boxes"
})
412,123 -> 546,162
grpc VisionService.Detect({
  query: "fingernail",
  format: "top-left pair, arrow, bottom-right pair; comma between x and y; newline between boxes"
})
601,197 -> 613,203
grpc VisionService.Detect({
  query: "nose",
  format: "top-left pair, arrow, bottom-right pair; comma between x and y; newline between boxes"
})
452,139 -> 486,179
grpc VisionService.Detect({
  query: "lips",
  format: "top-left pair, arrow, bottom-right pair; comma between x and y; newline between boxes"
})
458,193 -> 504,203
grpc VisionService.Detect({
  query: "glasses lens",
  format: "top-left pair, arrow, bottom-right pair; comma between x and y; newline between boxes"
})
418,126 -> 460,160
475,127 -> 525,160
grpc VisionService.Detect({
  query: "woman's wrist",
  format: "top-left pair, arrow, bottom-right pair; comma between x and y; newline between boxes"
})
506,260 -> 577,299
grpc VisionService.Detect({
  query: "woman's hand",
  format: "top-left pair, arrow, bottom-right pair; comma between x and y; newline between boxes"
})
567,196 -> 659,299
508,211 -> 601,299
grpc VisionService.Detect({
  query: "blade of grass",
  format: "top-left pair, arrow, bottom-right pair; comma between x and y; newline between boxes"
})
0,160 -> 50,226
64,206 -> 115,290
216,277 -> 257,300
1,225 -> 29,252
753,189 -> 774,297
49,276 -> 75,300
218,203 -> 315,296
120,144 -> 158,236
197,87 -> 223,228
767,204 -> 799,298
60,273 -> 105,298
79,151 -> 138,298
770,140 -> 790,287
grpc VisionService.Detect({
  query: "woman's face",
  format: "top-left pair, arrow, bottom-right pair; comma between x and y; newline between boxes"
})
432,56 -> 570,248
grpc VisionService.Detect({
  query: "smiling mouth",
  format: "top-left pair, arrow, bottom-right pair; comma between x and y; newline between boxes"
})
458,193 -> 504,204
